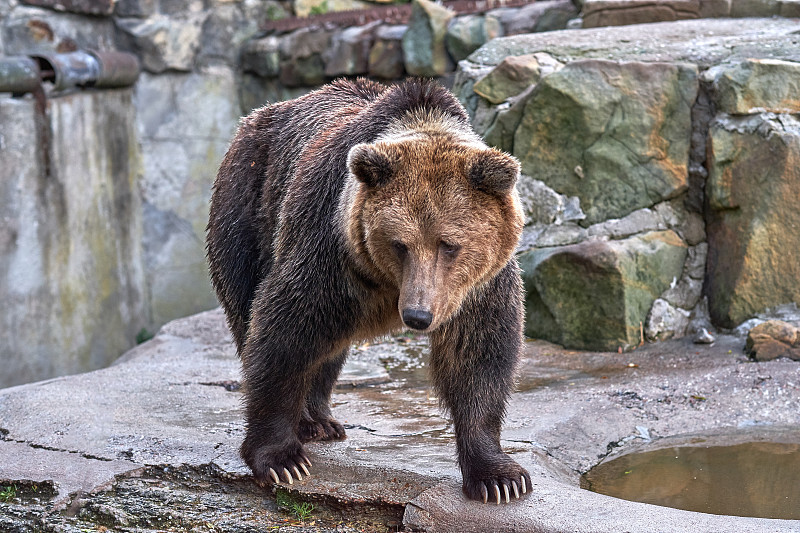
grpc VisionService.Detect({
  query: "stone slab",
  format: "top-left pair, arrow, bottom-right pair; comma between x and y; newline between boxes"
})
468,18 -> 800,68
2,309 -> 798,530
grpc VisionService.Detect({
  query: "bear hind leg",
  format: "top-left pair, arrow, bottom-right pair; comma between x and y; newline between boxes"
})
298,348 -> 348,443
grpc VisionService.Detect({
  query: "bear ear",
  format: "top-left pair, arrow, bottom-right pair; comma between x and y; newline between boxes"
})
347,143 -> 396,188
468,148 -> 520,196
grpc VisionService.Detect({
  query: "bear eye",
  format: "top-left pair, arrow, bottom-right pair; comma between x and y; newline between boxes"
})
392,240 -> 408,259
440,241 -> 461,259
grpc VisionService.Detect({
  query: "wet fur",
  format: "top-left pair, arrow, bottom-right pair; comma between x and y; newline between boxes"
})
207,78 -> 530,502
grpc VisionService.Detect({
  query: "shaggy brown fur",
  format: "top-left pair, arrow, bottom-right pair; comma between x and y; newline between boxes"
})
207,78 -> 529,503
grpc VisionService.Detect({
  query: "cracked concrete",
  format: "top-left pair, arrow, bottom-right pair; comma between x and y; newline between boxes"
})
1,308 -> 799,531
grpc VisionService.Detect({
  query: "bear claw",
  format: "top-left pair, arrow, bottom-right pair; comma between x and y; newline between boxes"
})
269,468 -> 280,484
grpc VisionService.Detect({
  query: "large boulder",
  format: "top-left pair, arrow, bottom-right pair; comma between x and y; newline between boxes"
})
445,14 -> 502,63
513,60 -> 698,225
705,113 -> 800,327
117,14 -> 206,73
368,24 -> 406,79
402,0 -> 454,77
520,230 -> 688,351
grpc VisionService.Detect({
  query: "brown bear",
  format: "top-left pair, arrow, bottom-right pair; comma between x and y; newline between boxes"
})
207,78 -> 529,504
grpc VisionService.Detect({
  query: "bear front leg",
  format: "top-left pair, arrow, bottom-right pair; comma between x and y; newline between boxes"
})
429,262 -> 531,504
239,287 -> 335,486
298,348 -> 348,443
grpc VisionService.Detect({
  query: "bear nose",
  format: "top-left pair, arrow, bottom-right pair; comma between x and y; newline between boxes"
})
402,308 -> 433,330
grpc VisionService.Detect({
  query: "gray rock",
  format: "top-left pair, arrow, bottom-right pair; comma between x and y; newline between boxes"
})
684,243 -> 708,280
502,0 -> 576,35
445,14 -> 502,63
646,298 -> 691,341
134,69 -> 238,328
451,59 -> 494,119
117,14 -> 206,73
278,26 -> 331,60
368,24 -> 407,79
662,276 -> 703,310
402,0 -> 454,77
693,327 -> 716,344
197,4 -> 264,67
730,0 -> 781,15
517,174 -> 585,227
241,36 -> 281,78
1,6 -> 117,55
114,0 -> 156,17
324,21 -> 380,76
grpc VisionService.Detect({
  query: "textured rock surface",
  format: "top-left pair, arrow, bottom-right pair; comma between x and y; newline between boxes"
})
582,0 -> 700,28
117,14 -> 206,73
402,0 -> 454,77
134,69 -> 237,329
513,60 -> 697,225
0,91 -> 148,389
472,52 -> 563,104
368,24 -> 406,79
711,58 -> 800,115
520,230 -> 688,350
445,14 -> 502,63
323,21 -> 379,76
746,320 -> 800,361
705,113 -> 800,327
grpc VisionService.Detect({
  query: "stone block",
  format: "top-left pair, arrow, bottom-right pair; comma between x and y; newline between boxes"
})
729,0 -> 781,15
368,24 -> 406,79
280,55 -> 326,87
582,0 -> 700,27
706,114 -> 800,327
473,52 -> 562,104
746,320 -> 800,361
324,21 -> 380,76
114,0 -> 156,17
513,60 -> 697,225
402,0 -> 454,77
279,26 -> 331,60
117,14 -> 205,73
1,7 -> 117,55
780,0 -> 800,16
699,0 -> 731,16
445,15 -> 502,63
134,70 -> 238,328
712,59 -> 800,115
645,298 -> 691,341
520,230 -> 688,350
241,36 -> 280,78
21,0 -> 114,15
501,0 -> 576,35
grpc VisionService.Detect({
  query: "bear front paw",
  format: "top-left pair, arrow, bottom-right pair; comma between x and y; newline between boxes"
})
462,462 -> 531,504
243,438 -> 313,486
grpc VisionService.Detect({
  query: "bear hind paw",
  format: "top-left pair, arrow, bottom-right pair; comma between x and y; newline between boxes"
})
298,415 -> 346,443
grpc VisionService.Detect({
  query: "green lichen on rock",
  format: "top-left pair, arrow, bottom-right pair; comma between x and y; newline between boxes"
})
512,59 -> 697,226
521,230 -> 688,350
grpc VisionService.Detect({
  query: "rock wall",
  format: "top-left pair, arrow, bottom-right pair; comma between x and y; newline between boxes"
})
455,18 -> 800,350
0,90 -> 148,386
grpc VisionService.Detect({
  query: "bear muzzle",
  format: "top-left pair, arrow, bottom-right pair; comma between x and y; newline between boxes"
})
402,308 -> 433,331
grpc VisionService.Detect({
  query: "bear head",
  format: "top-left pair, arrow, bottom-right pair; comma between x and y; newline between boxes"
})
344,125 -> 524,333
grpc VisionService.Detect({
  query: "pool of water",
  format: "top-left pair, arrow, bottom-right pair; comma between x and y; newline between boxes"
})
581,433 -> 800,519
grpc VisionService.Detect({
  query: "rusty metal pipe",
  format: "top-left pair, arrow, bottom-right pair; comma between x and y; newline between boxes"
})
0,57 -> 41,94
89,51 -> 140,88
32,51 -> 100,91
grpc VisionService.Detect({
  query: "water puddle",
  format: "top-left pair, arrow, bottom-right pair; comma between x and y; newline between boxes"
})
581,431 -> 800,519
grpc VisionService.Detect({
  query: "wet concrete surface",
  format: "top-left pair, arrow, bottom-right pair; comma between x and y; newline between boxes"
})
1,308 -> 799,532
